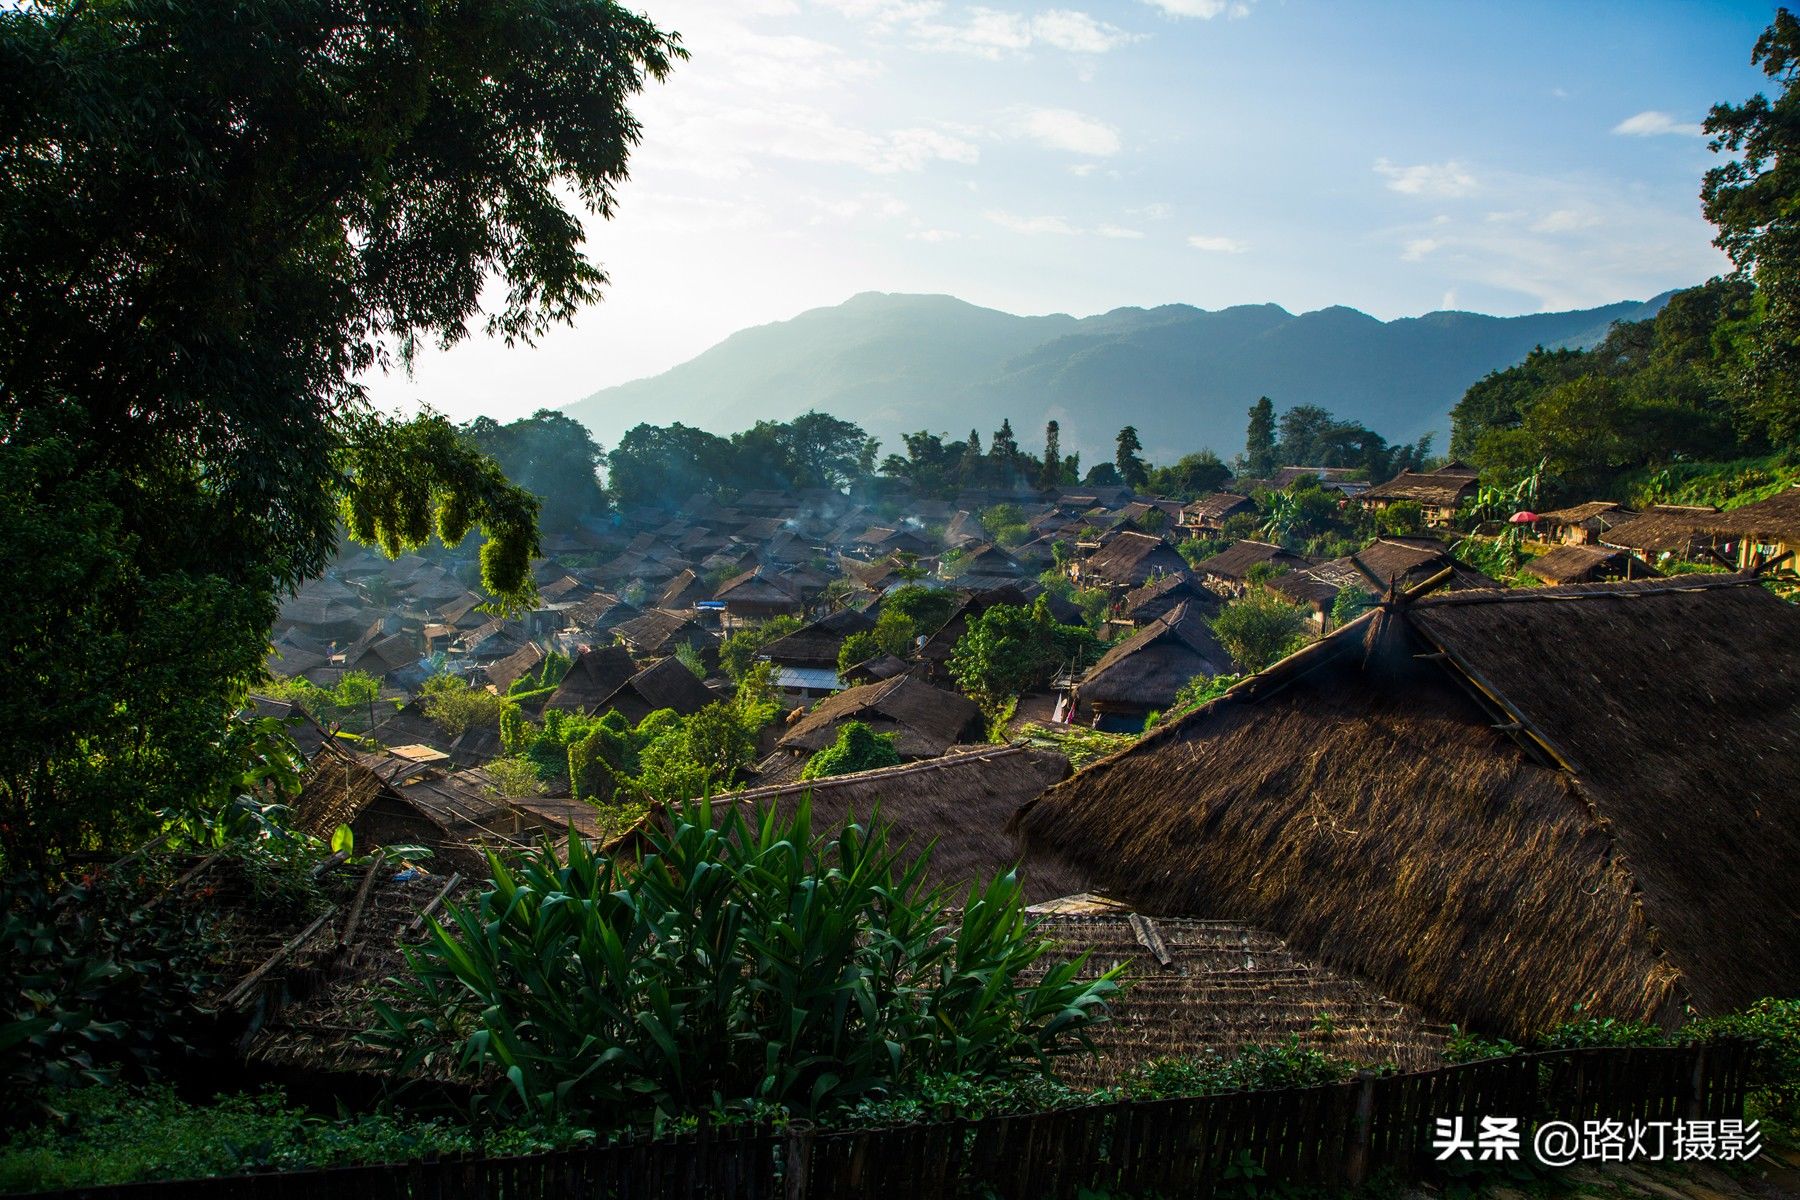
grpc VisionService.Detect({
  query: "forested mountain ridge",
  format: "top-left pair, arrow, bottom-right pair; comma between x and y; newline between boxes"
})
567,291 -> 1676,461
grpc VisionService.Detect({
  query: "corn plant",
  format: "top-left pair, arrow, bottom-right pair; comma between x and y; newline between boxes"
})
369,800 -> 1120,1125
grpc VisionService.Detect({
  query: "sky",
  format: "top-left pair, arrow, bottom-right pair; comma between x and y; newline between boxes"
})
363,0 -> 1779,429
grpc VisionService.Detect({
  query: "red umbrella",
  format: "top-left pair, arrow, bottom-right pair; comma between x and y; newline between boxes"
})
1509,511 -> 1539,524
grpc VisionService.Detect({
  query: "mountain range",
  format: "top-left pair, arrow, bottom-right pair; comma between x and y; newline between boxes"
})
565,290 -> 1677,465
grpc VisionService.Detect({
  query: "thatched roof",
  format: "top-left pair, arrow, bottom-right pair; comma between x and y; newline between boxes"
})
1699,486 -> 1800,546
1076,602 -> 1233,711
1182,492 -> 1255,524
1016,575 -> 1800,1039
762,608 -> 877,667
1119,574 -> 1217,624
485,642 -> 548,693
1524,544 -> 1658,585
778,675 -> 985,758
715,565 -> 802,606
1538,500 -> 1630,529
1360,469 -> 1479,507
1193,539 -> 1310,582
1306,539 -> 1496,595
1028,914 -> 1447,1088
544,644 -> 638,713
614,608 -> 719,659
598,657 -> 715,726
1600,505 -> 1723,558
613,745 -> 1075,903
655,569 -> 709,610
1080,531 -> 1193,587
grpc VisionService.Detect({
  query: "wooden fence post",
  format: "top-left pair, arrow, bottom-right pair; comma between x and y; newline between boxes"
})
785,1125 -> 814,1200
1687,1045 -> 1709,1121
1344,1070 -> 1378,1187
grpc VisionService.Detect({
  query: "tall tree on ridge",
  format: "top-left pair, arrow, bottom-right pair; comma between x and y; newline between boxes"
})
1042,420 -> 1062,489
1245,396 -> 1278,478
1115,425 -> 1148,490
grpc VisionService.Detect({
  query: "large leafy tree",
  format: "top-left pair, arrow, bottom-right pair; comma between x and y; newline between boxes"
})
948,598 -> 1100,709
463,410 -> 611,534
1703,8 -> 1800,444
0,0 -> 681,865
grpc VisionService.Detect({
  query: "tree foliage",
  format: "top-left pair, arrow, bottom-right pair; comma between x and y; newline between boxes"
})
948,598 -> 1100,709
0,0 -> 682,864
1209,593 -> 1311,674
801,720 -> 903,780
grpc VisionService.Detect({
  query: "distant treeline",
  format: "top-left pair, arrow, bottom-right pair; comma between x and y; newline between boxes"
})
482,403 -> 1437,523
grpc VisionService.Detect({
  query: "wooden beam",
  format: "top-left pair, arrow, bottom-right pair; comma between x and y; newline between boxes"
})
336,850 -> 387,950
407,872 -> 463,937
220,908 -> 337,1010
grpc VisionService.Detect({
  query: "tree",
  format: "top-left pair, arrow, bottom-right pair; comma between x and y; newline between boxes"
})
1702,8 -> 1800,443
1331,587 -> 1378,626
1115,426 -> 1149,490
948,598 -> 1100,709
0,0 -> 681,866
837,631 -> 881,678
464,411 -> 610,533
1084,462 -> 1122,487
800,721 -> 902,780
718,615 -> 803,682
1209,593 -> 1310,673
1148,451 -> 1231,500
1042,421 -> 1063,488
1245,397 -> 1278,478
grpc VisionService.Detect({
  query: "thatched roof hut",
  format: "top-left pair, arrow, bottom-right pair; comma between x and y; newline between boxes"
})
293,745 -> 528,871
1306,539 -> 1496,596
1524,543 -> 1658,586
762,608 -> 877,668
613,608 -> 720,669
1180,492 -> 1255,532
1358,469 -> 1480,521
1536,501 -> 1631,546
777,674 -> 985,760
1599,504 -> 1723,560
598,657 -> 715,726
1192,540 -> 1311,594
1073,602 -> 1233,730
612,745 -> 1074,903
715,565 -> 804,620
544,643 -> 639,713
1076,531 -> 1193,589
1119,574 -> 1217,626
1015,575 -> 1800,1039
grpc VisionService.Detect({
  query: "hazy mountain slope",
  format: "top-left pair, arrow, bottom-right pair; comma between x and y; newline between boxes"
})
566,290 -> 1679,464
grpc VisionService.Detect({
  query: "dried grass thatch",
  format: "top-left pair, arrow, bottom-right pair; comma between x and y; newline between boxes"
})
1015,575 -> 1800,1039
544,644 -> 638,713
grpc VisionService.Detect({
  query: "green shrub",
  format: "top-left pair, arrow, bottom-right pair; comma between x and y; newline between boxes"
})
1123,1037 -> 1358,1099
2,869 -> 220,1121
419,673 -> 503,737
801,720 -> 902,781
370,801 -> 1121,1125
1209,592 -> 1309,673
0,1085 -> 591,1191
837,631 -> 881,678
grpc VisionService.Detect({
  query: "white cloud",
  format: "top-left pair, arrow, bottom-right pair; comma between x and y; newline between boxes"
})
1530,208 -> 1599,234
1140,0 -> 1253,17
1033,9 -> 1139,52
1130,202 -> 1173,220
852,4 -> 1135,57
1377,166 -> 1729,311
1187,233 -> 1248,253
908,227 -> 963,241
986,209 -> 1081,235
1612,110 -> 1705,138
1007,107 -> 1121,155
1441,289 -> 1459,309
1375,157 -> 1477,198
1097,224 -> 1145,239
1069,163 -> 1099,177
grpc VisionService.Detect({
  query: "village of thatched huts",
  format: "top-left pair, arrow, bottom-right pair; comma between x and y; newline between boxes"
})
544,643 -> 639,713
765,675 -> 986,781
1074,531 -> 1192,590
1014,574 -> 1800,1040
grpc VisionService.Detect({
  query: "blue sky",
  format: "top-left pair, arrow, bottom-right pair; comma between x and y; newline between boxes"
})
365,0 -> 1777,428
